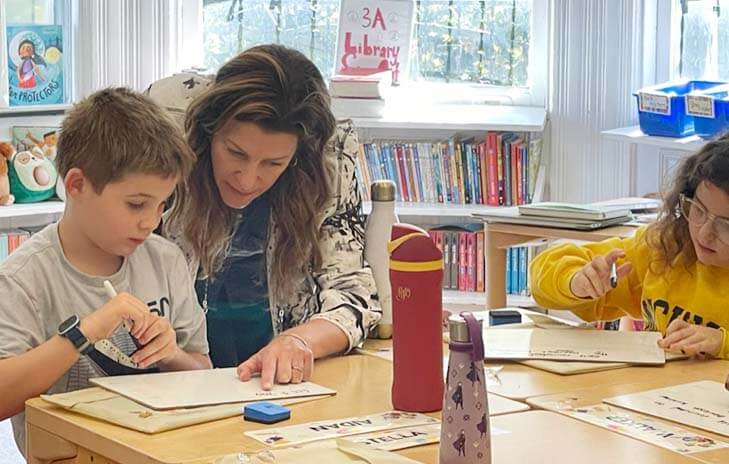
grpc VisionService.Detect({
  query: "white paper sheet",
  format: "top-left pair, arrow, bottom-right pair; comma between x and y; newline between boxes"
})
90,367 -> 335,410
604,381 -> 729,437
561,403 -> 729,454
244,411 -> 439,447
482,328 -> 665,364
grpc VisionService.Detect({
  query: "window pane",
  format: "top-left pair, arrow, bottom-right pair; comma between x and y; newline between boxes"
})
414,0 -> 530,86
202,0 -> 531,88
5,0 -> 56,23
679,0 -> 729,81
202,0 -> 340,78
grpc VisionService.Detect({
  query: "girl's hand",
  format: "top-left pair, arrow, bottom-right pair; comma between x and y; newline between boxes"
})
658,319 -> 723,358
569,249 -> 632,299
236,333 -> 314,390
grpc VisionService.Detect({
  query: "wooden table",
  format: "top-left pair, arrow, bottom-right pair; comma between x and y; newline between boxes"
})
528,380 -> 729,464
24,349 -> 705,464
483,221 -> 637,308
485,358 -> 729,401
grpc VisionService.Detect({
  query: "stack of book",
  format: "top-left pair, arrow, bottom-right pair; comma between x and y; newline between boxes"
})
474,202 -> 633,230
329,70 -> 392,118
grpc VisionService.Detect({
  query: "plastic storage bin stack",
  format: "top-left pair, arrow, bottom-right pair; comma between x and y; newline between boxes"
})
634,80 -> 725,137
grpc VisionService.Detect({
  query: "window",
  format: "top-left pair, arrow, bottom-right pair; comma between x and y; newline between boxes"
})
201,0 -> 540,102
1,0 -> 74,106
676,0 -> 729,80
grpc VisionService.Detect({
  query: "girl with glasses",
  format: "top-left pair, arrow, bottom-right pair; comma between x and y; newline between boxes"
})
530,135 -> 729,359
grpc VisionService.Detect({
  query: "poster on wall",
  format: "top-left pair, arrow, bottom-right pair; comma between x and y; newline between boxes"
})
334,0 -> 415,84
7,24 -> 65,106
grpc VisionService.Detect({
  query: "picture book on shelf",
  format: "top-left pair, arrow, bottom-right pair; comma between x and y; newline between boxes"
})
7,24 -> 64,106
12,126 -> 59,161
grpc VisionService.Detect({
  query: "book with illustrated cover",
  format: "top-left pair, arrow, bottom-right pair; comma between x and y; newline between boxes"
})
12,126 -> 59,161
7,24 -> 64,106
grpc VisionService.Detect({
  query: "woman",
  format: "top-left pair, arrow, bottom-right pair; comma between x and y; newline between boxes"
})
148,44 -> 381,389
530,133 -> 729,359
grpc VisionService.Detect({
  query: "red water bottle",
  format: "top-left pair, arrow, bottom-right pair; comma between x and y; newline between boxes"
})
389,223 -> 444,412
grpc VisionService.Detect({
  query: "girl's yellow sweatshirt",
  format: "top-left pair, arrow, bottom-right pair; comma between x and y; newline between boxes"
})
529,226 -> 729,359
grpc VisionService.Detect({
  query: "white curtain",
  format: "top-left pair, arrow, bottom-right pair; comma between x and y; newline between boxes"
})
548,0 -> 657,202
73,0 -> 201,98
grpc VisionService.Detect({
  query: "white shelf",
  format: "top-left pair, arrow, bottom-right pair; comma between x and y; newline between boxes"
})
0,201 -> 65,219
602,126 -> 705,152
443,290 -> 536,308
0,104 -> 72,116
348,104 -> 547,132
363,201 -> 501,217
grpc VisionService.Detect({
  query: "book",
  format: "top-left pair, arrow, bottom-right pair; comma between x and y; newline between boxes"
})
7,24 -> 64,106
473,207 -> 633,230
329,70 -> 392,99
592,197 -> 662,213
12,125 -> 59,161
518,202 -> 632,221
331,96 -> 385,118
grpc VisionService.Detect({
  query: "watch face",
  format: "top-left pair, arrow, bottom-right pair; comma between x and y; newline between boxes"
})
58,314 -> 79,335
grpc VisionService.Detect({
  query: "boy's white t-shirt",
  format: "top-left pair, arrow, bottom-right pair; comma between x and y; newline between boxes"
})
0,222 -> 209,453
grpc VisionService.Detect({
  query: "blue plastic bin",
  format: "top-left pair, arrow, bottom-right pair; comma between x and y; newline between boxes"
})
686,84 -> 729,139
634,80 -> 725,137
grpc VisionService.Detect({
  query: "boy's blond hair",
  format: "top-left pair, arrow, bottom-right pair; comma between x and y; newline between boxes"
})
57,87 -> 195,191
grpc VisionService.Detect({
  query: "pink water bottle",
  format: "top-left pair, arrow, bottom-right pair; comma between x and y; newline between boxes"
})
389,223 -> 444,412
440,312 -> 491,463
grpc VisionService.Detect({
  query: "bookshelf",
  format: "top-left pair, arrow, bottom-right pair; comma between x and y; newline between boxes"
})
0,201 -> 65,219
349,104 -> 547,132
362,201 -> 500,218
0,104 -> 71,118
0,202 -> 64,230
350,103 -> 548,309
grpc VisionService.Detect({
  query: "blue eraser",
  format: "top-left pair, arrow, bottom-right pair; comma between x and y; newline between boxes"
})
244,402 -> 291,424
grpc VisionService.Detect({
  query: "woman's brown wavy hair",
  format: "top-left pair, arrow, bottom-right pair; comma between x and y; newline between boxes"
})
167,44 -> 336,298
647,132 -> 729,270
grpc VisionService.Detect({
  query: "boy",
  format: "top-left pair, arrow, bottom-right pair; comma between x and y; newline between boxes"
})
0,88 -> 211,455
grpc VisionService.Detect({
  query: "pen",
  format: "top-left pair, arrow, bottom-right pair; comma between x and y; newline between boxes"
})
609,262 -> 618,288
103,280 -> 132,331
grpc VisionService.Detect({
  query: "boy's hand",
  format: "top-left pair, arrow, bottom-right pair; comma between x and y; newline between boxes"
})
237,334 -> 314,390
130,314 -> 179,368
80,292 -> 153,344
570,249 -> 632,299
658,319 -> 723,357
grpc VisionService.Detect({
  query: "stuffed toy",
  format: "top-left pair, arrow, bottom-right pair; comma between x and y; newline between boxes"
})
0,142 -> 16,206
8,146 -> 58,203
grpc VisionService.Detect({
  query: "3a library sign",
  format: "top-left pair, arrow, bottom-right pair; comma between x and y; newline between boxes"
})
335,0 -> 415,84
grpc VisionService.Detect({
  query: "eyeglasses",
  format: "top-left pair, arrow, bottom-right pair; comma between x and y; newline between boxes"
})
679,194 -> 729,245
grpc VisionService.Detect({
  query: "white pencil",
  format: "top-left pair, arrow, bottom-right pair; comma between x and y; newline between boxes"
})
103,280 -> 117,298
103,280 -> 131,331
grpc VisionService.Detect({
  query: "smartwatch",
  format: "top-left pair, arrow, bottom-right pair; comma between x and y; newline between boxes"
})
58,315 -> 93,355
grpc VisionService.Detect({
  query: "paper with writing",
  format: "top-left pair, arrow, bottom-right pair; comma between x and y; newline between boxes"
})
244,411 -> 439,447
482,328 -> 665,364
340,423 -> 511,451
605,381 -> 729,438
90,367 -> 335,410
559,403 -> 729,454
